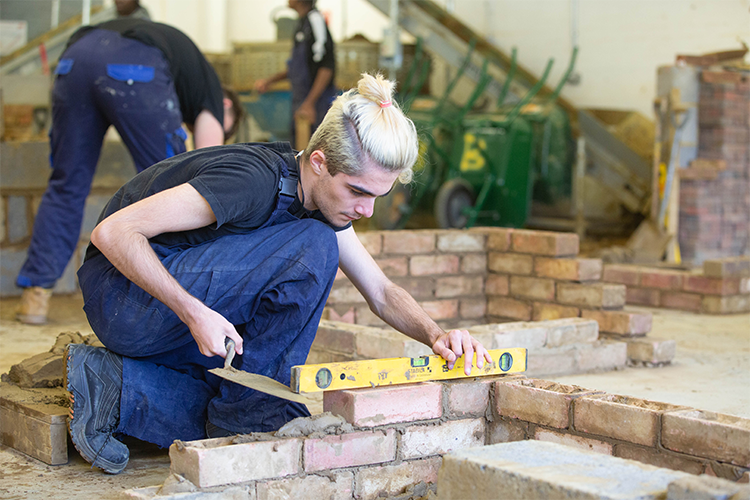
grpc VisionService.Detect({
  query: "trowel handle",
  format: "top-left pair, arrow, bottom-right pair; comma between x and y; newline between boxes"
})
224,338 -> 236,368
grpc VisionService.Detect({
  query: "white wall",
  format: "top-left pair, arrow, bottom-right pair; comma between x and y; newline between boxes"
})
139,0 -> 749,116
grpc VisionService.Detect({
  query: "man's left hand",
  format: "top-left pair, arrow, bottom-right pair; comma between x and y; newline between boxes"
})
432,329 -> 493,376
295,100 -> 316,124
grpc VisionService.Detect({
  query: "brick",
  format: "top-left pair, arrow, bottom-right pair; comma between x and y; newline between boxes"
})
511,230 -> 579,256
419,299 -> 459,320
313,322 -> 356,354
741,277 -> 750,294
410,255 -> 459,276
444,379 -> 493,417
487,296 -> 531,321
525,346 -> 579,377
7,195 -> 29,243
603,264 -> 642,286
324,383 -> 442,427
532,302 -> 579,321
393,277 -> 435,299
487,417 -> 529,444
614,443 -> 705,475
485,228 -> 513,251
352,325 -> 414,359
626,286 -> 661,306
703,257 -> 750,277
484,274 -> 508,295
358,232 -> 382,255
459,298 -> 486,319
257,471 -> 353,500
576,340 -> 628,372
328,284 -> 366,304
702,294 -> 750,313
684,275 -> 740,295
374,257 -> 408,277
353,305 -> 388,327
382,231 -> 435,254
437,231 -> 484,252
556,283 -> 626,309
470,322 -> 547,349
400,418 -> 485,459
354,458 -> 441,500
581,309 -> 652,335
545,318 -> 599,347
494,378 -> 599,429
662,409 -> 750,466
661,291 -> 703,312
704,461 -> 750,483
534,428 -> 613,455
534,257 -> 602,281
324,306 -> 356,324
574,394 -> 685,447
510,276 -> 556,301
488,252 -> 534,275
460,253 -> 487,273
667,475 -> 750,500
625,337 -> 676,364
435,275 -> 484,298
169,437 -> 302,488
641,269 -> 685,289
304,429 -> 396,472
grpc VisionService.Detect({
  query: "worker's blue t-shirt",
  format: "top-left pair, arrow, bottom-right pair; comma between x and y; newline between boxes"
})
83,142 -> 350,263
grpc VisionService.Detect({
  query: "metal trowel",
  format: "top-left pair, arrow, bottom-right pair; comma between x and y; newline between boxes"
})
208,339 -> 315,405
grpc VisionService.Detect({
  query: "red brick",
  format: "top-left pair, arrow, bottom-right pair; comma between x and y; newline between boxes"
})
511,230 -> 579,256
382,231 -> 435,254
375,257 -> 408,277
532,302 -> 580,321
510,276 -> 556,301
324,383 -> 442,427
410,255 -> 459,276
485,274 -> 509,296
686,275 -> 741,295
304,429 -> 397,472
494,378 -> 600,429
488,252 -> 534,275
534,428 -> 613,455
437,231 -> 485,252
400,418 -> 485,459
581,310 -> 652,335
486,228 -> 513,251
662,409 -> 750,467
660,291 -> 702,312
435,275 -> 484,298
534,257 -> 602,281
614,444 -> 705,475
574,395 -> 685,447
461,253 -> 487,274
556,283 -> 626,309
459,298 -> 486,319
487,297 -> 531,321
626,287 -> 661,306
354,458 -> 441,500
420,299 -> 459,320
358,232 -> 382,255
603,264 -> 642,286
641,270 -> 686,290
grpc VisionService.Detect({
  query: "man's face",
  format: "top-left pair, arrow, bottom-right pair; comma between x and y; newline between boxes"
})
115,0 -> 138,16
313,159 -> 399,227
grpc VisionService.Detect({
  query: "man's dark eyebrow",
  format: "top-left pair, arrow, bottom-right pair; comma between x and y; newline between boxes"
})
349,183 -> 395,198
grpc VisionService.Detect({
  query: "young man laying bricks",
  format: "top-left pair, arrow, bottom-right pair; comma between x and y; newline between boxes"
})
64,74 -> 493,474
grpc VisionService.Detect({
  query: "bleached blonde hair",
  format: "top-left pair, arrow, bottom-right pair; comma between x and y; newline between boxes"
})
304,73 -> 418,183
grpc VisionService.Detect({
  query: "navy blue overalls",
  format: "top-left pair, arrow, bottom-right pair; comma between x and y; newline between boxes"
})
17,29 -> 187,289
76,159 -> 339,447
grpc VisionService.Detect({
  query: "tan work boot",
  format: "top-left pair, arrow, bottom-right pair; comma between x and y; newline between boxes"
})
17,286 -> 53,325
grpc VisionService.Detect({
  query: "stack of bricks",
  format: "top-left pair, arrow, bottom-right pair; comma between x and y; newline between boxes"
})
163,375 -> 750,498
603,256 -> 750,314
678,70 -> 750,263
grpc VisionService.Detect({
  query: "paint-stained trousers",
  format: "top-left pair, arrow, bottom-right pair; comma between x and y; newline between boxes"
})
17,29 -> 186,289
77,213 -> 338,448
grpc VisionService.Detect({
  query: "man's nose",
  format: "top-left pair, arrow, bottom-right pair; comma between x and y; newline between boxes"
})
356,199 -> 376,218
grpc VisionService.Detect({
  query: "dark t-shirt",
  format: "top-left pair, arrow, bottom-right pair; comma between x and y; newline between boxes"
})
295,9 -> 336,83
84,142 -> 350,262
67,18 -> 223,126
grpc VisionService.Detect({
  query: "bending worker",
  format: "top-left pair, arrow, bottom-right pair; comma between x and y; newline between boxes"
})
254,0 -> 337,144
15,17 -> 244,325
64,74 -> 493,474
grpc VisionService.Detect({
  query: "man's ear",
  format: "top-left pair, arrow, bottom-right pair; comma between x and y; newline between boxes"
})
223,97 -> 233,111
309,150 -> 327,176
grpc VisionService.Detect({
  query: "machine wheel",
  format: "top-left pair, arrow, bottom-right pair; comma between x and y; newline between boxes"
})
434,179 -> 476,229
372,182 -> 411,230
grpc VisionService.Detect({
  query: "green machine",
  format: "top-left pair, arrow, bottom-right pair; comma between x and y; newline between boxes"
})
373,42 -> 577,230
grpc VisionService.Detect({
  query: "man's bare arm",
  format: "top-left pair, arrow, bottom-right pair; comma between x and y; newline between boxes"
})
90,183 -> 243,357
336,227 -> 492,374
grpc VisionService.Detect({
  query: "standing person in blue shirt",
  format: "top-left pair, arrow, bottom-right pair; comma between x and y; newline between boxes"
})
15,18 -> 244,325
255,0 -> 338,144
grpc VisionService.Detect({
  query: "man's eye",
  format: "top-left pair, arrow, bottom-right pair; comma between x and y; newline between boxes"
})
350,190 -> 363,196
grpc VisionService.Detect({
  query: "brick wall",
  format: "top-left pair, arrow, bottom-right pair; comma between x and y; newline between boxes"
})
168,375 -> 750,497
678,70 -> 750,263
603,257 -> 750,313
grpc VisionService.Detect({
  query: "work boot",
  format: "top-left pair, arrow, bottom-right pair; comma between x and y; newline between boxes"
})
16,286 -> 52,324
64,343 -> 129,474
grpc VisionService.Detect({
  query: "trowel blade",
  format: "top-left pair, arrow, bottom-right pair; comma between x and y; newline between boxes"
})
208,366 -> 315,406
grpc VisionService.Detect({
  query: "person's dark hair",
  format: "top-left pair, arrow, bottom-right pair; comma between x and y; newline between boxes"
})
222,86 -> 245,142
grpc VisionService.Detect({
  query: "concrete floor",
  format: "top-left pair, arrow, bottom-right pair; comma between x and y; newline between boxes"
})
0,293 -> 748,499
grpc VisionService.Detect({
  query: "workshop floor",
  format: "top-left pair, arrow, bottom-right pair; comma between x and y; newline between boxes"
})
0,293 -> 748,499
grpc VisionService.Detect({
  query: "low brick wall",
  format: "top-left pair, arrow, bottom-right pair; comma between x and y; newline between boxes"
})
604,257 -> 750,314
165,375 -> 750,498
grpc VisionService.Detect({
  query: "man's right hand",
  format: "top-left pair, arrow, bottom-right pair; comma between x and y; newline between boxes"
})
186,306 -> 244,358
254,79 -> 269,93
